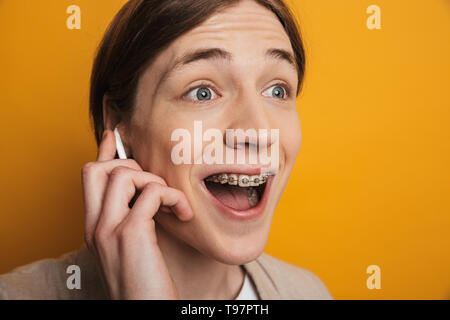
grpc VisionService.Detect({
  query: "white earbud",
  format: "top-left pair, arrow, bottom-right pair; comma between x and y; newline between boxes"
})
113,126 -> 127,159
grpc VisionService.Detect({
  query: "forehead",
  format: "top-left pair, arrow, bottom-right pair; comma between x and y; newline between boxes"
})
179,0 -> 291,46
147,0 -> 293,78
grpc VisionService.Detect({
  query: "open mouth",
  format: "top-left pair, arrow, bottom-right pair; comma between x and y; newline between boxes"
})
203,173 -> 270,211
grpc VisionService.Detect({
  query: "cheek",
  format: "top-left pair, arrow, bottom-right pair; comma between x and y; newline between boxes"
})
131,118 -> 174,174
279,110 -> 302,163
141,125 -> 193,185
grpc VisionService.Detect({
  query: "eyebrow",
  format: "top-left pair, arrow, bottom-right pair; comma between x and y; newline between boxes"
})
158,47 -> 297,87
265,48 -> 297,70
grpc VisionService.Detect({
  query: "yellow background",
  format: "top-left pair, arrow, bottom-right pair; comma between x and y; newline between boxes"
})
0,0 -> 449,299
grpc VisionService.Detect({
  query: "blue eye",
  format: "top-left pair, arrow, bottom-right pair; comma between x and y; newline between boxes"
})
186,87 -> 217,101
262,85 -> 287,99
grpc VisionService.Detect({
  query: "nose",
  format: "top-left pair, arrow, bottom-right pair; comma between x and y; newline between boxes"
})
222,89 -> 276,151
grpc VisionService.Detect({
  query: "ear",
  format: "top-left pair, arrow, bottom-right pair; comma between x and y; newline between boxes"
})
102,95 -> 133,158
102,94 -> 120,131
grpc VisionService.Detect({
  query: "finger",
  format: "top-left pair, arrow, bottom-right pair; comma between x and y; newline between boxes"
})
116,183 -> 193,242
97,130 -> 116,161
82,159 -> 144,217
95,167 -> 170,234
125,182 -> 194,225
82,159 -> 147,247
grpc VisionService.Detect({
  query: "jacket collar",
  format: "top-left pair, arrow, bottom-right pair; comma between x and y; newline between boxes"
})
242,254 -> 281,300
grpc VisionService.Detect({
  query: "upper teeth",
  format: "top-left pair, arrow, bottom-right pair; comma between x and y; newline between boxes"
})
205,173 -> 269,187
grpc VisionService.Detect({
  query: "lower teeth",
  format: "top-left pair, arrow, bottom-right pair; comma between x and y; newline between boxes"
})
247,187 -> 259,207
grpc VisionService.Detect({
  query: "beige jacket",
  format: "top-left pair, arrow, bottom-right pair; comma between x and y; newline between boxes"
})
0,246 -> 332,300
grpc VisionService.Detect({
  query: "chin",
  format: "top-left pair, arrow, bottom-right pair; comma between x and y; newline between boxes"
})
204,228 -> 271,265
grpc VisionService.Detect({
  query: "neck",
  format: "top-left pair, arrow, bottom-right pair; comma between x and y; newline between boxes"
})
155,223 -> 245,300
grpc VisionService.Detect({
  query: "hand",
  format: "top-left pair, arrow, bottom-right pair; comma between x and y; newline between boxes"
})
81,130 -> 194,299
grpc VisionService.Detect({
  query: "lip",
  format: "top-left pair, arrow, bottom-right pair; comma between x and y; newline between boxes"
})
198,164 -> 274,181
200,173 -> 275,221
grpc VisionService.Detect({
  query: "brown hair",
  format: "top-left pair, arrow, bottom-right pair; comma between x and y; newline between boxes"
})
89,0 -> 305,145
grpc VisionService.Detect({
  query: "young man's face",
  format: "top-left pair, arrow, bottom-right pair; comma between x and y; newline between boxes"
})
128,0 -> 302,264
